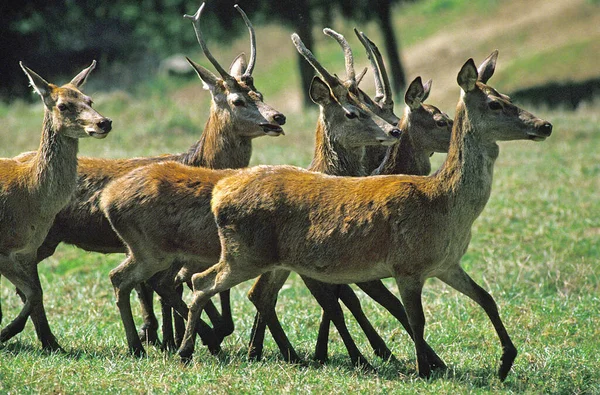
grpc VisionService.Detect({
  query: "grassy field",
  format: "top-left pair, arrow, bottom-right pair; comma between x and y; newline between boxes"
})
1,0 -> 599,393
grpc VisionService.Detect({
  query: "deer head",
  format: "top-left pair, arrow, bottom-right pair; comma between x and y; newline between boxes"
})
184,3 -> 285,138
456,51 -> 553,142
403,77 -> 453,154
20,61 -> 112,139
292,33 -> 401,149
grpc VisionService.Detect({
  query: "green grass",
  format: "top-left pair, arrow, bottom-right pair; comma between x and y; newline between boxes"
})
1,105 -> 598,393
1,0 -> 600,392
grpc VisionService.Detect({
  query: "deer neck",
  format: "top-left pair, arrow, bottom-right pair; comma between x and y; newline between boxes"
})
374,130 -> 432,176
180,108 -> 253,170
29,111 -> 79,209
435,106 -> 499,221
308,118 -> 366,176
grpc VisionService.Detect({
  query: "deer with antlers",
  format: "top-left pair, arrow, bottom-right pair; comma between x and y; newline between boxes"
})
244,29 -> 452,369
178,51 -> 553,381
99,27 -> 402,358
0,61 -> 112,350
3,2 -> 285,352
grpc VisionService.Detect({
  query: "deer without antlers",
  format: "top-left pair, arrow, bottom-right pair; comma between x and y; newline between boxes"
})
99,29 -> 401,359
3,2 -> 285,353
245,29 -> 452,370
0,61 -> 112,350
178,51 -> 553,381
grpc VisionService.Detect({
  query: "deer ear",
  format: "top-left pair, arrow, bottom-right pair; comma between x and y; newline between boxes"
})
69,60 -> 97,88
20,62 -> 51,99
477,50 -> 498,84
186,56 -> 220,91
229,53 -> 248,79
309,76 -> 333,105
421,79 -> 432,102
457,58 -> 478,93
405,76 -> 425,110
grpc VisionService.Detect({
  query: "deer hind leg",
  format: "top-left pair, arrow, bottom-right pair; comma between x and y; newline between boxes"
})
437,266 -> 517,381
356,280 -> 446,369
178,258 -> 262,363
314,283 -> 393,363
395,277 -> 430,378
303,278 -> 374,371
247,269 -> 302,363
147,266 -> 221,356
135,282 -> 160,347
109,254 -> 160,357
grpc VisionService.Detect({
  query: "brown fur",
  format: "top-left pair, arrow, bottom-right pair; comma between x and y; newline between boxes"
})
179,52 -> 553,381
100,51 -> 400,356
0,61 -> 111,350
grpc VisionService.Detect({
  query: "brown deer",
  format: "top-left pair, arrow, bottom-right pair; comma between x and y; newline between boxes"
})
0,61 -> 112,350
178,51 -> 553,381
99,30 -> 401,358
3,2 -> 286,350
245,30 -> 452,370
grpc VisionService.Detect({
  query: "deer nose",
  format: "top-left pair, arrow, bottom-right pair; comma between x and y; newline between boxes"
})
273,113 -> 286,126
390,128 -> 402,139
98,118 -> 112,132
540,122 -> 552,137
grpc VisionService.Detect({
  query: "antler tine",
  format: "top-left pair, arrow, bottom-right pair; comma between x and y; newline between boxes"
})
234,5 -> 256,78
291,33 -> 340,88
323,28 -> 356,87
357,30 -> 393,108
354,28 -> 384,103
184,2 -> 232,81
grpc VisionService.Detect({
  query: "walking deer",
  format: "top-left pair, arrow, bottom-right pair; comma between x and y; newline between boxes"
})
99,30 -> 401,358
0,61 -> 111,350
3,2 -> 285,352
178,51 -> 553,381
245,30 -> 452,369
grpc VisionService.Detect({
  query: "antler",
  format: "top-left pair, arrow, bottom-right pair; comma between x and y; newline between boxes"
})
184,2 -> 233,82
354,29 -> 393,110
323,28 -> 356,89
234,5 -> 256,78
291,33 -> 341,89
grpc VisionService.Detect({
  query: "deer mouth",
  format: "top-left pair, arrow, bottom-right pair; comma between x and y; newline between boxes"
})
261,123 -> 285,136
528,134 -> 547,142
378,137 -> 397,147
87,130 -> 110,139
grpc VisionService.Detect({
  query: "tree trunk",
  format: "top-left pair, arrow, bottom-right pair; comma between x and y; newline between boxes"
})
376,1 -> 406,95
291,1 -> 315,107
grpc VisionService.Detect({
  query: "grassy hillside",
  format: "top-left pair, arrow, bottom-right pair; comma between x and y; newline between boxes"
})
1,0 -> 599,393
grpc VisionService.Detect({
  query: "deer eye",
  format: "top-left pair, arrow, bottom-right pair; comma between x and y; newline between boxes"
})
488,101 -> 502,110
345,109 -> 359,119
232,97 -> 246,107
436,120 -> 446,127
57,103 -> 68,112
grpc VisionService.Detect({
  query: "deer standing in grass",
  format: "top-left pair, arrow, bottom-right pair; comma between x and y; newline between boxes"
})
178,51 -> 553,381
3,3 -> 285,351
99,27 -> 402,358
244,29 -> 452,369
0,61 -> 112,350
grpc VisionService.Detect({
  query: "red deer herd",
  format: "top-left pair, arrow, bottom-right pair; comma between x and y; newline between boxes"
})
0,1 -> 552,382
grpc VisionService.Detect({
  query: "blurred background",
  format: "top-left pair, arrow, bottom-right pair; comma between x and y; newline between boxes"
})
1,0 -> 598,160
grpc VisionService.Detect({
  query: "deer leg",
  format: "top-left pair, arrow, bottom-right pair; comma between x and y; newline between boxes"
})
1,262 -> 61,351
314,284 -> 391,363
302,278 -> 374,371
438,266 -> 517,381
109,256 -> 147,357
159,296 -> 176,351
356,280 -> 446,369
173,284 -> 185,348
147,271 -> 221,356
395,278 -> 430,378
247,270 -> 302,363
135,282 -> 160,346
